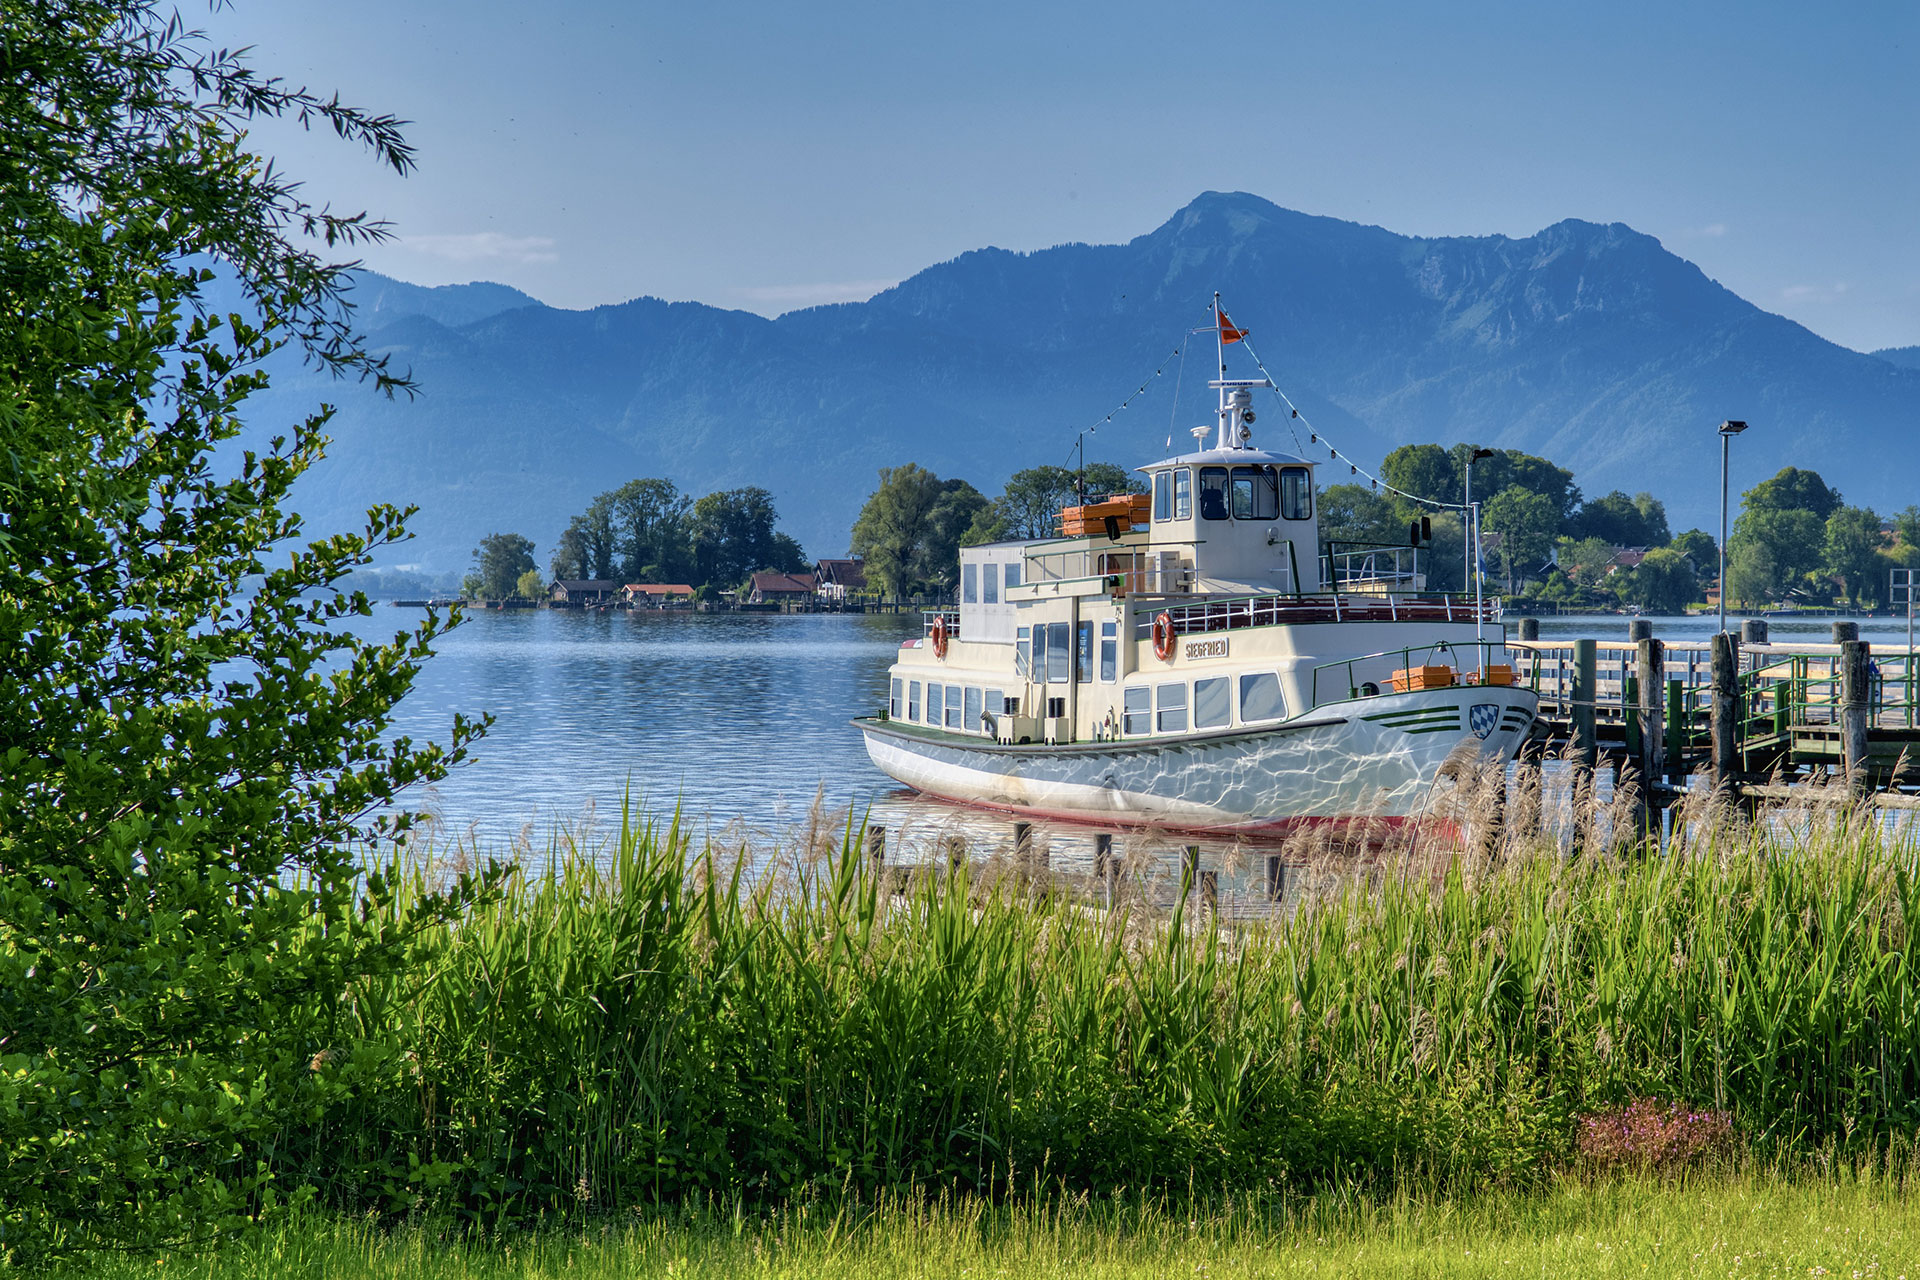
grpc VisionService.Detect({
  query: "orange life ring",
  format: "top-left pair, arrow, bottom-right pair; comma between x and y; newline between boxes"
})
931,614 -> 950,659
1152,611 -> 1175,662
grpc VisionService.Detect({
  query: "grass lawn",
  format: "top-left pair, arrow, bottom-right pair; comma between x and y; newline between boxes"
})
70,1171 -> 1920,1279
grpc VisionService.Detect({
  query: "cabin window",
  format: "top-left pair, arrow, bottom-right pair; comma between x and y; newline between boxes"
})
1123,686 -> 1152,735
925,683 -> 942,726
1030,625 -> 1046,682
964,686 -> 983,732
1173,467 -> 1192,519
1193,676 -> 1231,729
985,689 -> 1004,716
1017,626 -> 1032,678
1046,621 -> 1071,684
1004,561 -> 1022,590
908,680 -> 922,722
890,678 -> 902,719
1231,465 -> 1279,520
946,686 -> 963,729
1198,467 -> 1230,521
1153,470 -> 1172,521
1099,621 -> 1117,682
1047,695 -> 1067,718
1077,620 -> 1093,683
1240,671 -> 1287,723
1280,467 -> 1312,521
962,563 -> 978,604
983,562 -> 999,604
1155,682 -> 1188,733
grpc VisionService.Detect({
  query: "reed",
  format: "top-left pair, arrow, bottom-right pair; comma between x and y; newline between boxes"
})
282,790 -> 1920,1223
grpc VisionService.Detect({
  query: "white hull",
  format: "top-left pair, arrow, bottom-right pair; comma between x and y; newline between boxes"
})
857,685 -> 1536,834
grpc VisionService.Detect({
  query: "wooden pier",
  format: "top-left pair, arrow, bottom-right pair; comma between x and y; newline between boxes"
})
1510,618 -> 1919,794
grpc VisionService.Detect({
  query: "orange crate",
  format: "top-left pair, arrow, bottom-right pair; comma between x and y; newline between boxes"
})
1389,665 -> 1456,692
1470,665 -> 1516,686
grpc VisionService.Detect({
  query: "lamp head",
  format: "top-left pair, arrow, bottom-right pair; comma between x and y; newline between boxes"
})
1470,447 -> 1496,462
1719,419 -> 1749,436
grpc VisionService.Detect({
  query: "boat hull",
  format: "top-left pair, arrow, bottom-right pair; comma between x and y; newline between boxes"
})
856,686 -> 1537,835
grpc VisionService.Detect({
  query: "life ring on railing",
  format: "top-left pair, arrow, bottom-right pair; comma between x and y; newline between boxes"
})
931,614 -> 950,659
1152,611 -> 1175,662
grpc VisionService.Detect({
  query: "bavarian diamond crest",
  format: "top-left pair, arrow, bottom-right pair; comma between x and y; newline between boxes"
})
1469,703 -> 1500,740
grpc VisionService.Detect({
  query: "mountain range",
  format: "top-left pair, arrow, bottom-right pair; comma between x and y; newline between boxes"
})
236,192 -> 1920,572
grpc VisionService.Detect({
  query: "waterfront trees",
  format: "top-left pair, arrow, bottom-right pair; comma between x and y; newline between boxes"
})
473,533 -> 537,600
850,465 -> 989,596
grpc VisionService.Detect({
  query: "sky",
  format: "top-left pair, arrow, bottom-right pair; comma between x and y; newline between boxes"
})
203,0 -> 1920,353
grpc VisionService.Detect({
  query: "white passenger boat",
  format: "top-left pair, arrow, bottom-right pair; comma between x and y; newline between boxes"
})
854,301 -> 1538,837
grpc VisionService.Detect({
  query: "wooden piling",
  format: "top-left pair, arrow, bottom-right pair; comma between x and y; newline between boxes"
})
1265,854 -> 1287,903
1571,638 -> 1597,850
1094,832 -> 1116,907
1741,618 -> 1768,646
1710,631 -> 1739,795
1518,617 -> 1540,642
1841,638 -> 1871,788
1635,635 -> 1665,833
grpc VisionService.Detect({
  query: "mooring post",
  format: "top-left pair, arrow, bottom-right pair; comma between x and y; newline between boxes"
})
1570,638 -> 1598,849
865,825 -> 886,864
1094,832 -> 1116,908
1636,634 -> 1665,833
1518,617 -> 1540,642
1840,637 -> 1871,789
1710,631 -> 1739,796
1741,618 -> 1768,647
1265,854 -> 1287,904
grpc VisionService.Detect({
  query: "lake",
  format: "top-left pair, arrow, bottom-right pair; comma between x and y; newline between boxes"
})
359,606 -> 1917,858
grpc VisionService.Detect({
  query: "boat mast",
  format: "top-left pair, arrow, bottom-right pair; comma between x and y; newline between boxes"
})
1213,292 -> 1229,450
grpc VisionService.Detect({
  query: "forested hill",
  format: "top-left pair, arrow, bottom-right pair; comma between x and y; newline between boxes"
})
240,192 -> 1920,570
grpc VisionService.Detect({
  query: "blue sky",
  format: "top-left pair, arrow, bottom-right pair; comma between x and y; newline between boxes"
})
206,0 -> 1919,351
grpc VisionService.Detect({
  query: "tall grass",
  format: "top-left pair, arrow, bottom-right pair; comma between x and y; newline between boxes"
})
281,796 -> 1920,1222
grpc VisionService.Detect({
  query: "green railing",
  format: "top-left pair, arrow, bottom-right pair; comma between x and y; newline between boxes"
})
1309,640 -> 1517,710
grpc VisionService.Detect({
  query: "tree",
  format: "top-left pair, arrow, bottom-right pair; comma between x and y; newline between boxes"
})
1727,538 -> 1777,608
1621,547 -> 1696,615
1572,490 -> 1667,546
550,523 -> 589,581
607,478 -> 691,582
850,464 -> 948,598
1744,467 -> 1841,522
1482,489 -> 1558,591
689,487 -> 795,588
1822,506 -> 1884,607
0,1 -> 486,1260
1318,483 -> 1405,547
1559,536 -> 1620,591
1380,444 -> 1459,506
514,569 -> 546,600
922,481 -> 990,591
473,533 -> 536,601
1730,506 -> 1825,600
1670,528 -> 1718,573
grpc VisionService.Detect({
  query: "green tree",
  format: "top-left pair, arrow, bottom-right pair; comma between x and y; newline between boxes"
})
689,487 -> 797,588
996,462 -> 1142,540
922,481 -> 990,591
1727,538 -> 1778,608
1621,547 -> 1696,614
1822,506 -> 1884,607
1380,444 -> 1459,506
1318,483 -> 1405,547
1744,466 -> 1842,522
1559,536 -> 1620,591
1670,528 -> 1718,573
550,523 -> 589,581
0,1 -> 486,1260
607,477 -> 691,582
1730,506 -> 1825,600
1482,488 -> 1558,591
514,568 -> 547,600
850,464 -> 953,597
472,532 -> 536,601
1573,490 -> 1666,546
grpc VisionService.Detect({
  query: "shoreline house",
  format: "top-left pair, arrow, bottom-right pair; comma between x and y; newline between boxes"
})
621,583 -> 695,609
814,558 -> 867,602
550,579 -> 619,606
748,571 -> 816,605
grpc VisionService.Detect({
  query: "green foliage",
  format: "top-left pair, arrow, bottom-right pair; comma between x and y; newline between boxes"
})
1380,444 -> 1460,507
691,487 -> 807,586
1572,491 -> 1669,547
1730,507 -> 1825,603
606,478 -> 693,583
996,463 -> 1142,540
472,533 -> 536,601
1618,547 -> 1696,614
1822,505 -> 1884,607
1556,536 -> 1620,591
849,466 -> 986,596
1669,528 -> 1717,573
513,569 -> 546,600
1482,489 -> 1558,590
0,0 -> 487,1262
1744,466 -> 1842,522
1318,482 -> 1404,546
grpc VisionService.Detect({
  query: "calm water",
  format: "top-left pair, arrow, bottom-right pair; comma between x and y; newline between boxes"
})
357,607 -> 1918,850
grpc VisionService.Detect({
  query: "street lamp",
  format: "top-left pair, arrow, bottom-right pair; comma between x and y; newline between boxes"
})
1717,419 -> 1748,635
1463,447 -> 1496,640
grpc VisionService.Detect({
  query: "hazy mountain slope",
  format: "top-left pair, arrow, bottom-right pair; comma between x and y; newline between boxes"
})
241,192 -> 1920,570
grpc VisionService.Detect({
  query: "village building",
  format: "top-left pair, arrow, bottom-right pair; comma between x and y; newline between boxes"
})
813,558 -> 867,601
621,583 -> 695,608
748,571 -> 816,604
549,579 -> 620,606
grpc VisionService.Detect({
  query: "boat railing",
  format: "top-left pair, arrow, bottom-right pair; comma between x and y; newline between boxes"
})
1024,540 -> 1195,595
1142,591 -> 1498,640
1308,639 -> 1517,709
922,609 -> 960,642
1321,541 -> 1425,592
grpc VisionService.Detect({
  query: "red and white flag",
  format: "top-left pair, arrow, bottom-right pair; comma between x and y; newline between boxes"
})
1218,310 -> 1247,344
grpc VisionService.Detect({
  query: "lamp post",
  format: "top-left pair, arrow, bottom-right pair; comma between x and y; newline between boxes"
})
1463,447 -> 1495,642
1717,420 -> 1748,636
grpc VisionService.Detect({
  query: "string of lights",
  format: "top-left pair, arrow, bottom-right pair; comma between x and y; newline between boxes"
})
1238,336 -> 1470,513
1083,346 -> 1182,437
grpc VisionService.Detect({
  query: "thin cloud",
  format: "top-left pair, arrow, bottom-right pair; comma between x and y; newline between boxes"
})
401,232 -> 558,264
732,279 -> 897,309
1688,222 -> 1728,238
1781,281 -> 1850,303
